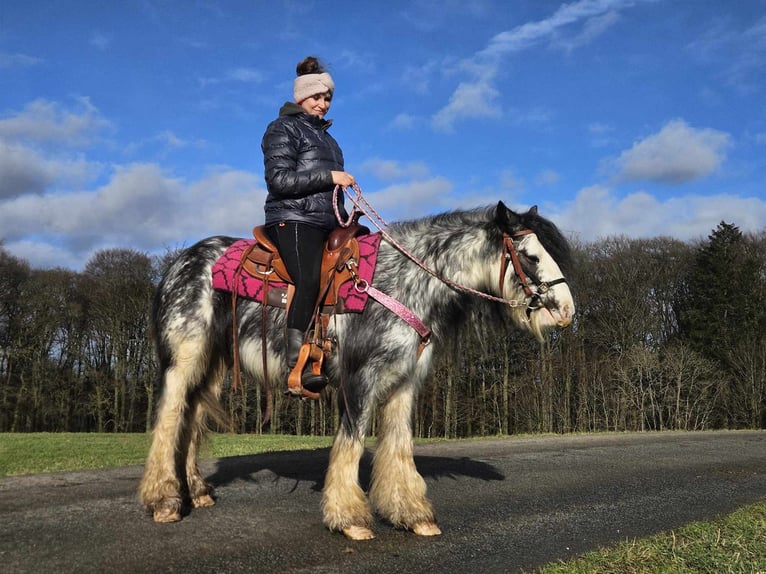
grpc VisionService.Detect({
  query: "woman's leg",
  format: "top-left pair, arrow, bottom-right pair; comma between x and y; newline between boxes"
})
267,222 -> 327,332
267,222 -> 329,391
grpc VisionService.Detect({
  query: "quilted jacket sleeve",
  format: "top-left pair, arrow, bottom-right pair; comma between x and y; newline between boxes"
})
261,119 -> 333,199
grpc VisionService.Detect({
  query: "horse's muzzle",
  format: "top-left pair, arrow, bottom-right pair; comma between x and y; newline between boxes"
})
556,308 -> 573,328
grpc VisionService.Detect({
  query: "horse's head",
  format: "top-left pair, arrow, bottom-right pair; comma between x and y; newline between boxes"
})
494,201 -> 575,340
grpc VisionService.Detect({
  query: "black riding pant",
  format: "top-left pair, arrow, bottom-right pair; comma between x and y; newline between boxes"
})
266,222 -> 328,333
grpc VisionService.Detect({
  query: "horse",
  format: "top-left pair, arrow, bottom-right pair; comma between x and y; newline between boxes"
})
139,201 -> 574,540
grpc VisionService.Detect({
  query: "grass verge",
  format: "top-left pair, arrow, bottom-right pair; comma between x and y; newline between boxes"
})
536,502 -> 766,573
0,432 -> 333,477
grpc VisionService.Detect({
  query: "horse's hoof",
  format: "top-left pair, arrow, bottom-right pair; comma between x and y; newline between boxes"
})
342,525 -> 376,541
153,506 -> 182,523
192,494 -> 215,508
412,522 -> 441,536
150,497 -> 183,523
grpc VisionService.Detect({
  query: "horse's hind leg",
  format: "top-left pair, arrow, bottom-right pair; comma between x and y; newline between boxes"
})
185,359 -> 226,510
139,337 -> 209,523
322,425 -> 375,540
370,383 -> 441,536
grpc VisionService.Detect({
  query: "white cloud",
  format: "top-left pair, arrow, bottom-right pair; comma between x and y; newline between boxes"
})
0,163 -> 265,269
480,0 -> 629,58
687,16 -> 766,92
432,79 -> 501,132
500,169 -> 525,192
553,9 -> 621,53
361,178 -> 453,222
608,119 -> 731,184
549,186 -> 766,242
199,67 -> 264,87
0,98 -> 111,147
360,158 -> 430,181
432,0 -> 639,131
0,142 -> 54,198
90,31 -> 110,50
3,239 -> 83,270
535,169 -> 560,186
388,113 -> 417,131
0,100 -> 108,199
182,168 -> 267,236
225,67 -> 264,83
0,52 -> 42,68
588,122 -> 615,147
401,61 -> 438,94
0,141 -> 99,198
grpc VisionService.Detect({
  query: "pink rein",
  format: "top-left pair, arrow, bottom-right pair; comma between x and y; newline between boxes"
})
333,185 -> 528,308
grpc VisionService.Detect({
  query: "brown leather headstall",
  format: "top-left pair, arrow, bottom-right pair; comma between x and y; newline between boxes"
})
499,229 -> 535,297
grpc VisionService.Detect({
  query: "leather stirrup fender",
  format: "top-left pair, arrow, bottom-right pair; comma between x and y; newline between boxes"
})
287,343 -> 322,400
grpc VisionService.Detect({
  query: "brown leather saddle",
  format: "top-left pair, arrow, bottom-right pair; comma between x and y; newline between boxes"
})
231,220 -> 370,400
242,222 -> 370,309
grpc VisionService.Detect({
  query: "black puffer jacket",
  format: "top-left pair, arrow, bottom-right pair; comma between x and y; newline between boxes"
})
262,102 -> 347,230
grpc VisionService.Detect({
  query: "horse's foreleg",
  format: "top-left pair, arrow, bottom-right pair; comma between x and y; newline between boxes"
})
370,383 -> 441,536
322,426 -> 374,540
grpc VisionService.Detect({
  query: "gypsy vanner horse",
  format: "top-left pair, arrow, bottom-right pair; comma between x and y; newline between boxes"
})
139,201 -> 574,540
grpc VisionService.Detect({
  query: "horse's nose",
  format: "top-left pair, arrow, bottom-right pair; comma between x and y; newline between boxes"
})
556,303 -> 574,327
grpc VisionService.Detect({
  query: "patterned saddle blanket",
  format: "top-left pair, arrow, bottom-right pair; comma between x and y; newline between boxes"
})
211,233 -> 382,314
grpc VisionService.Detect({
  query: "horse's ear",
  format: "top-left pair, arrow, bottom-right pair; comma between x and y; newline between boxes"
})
495,201 -> 521,229
529,205 -> 538,215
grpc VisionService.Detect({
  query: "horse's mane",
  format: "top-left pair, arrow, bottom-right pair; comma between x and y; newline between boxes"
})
389,205 -> 573,275
513,207 -> 573,276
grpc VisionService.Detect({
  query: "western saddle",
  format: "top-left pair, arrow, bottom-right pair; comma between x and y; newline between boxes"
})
232,219 -> 370,400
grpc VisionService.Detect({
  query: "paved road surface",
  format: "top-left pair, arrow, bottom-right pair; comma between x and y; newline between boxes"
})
1,431 -> 764,573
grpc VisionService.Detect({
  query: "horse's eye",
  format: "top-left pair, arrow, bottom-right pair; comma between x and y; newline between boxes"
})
525,254 -> 540,265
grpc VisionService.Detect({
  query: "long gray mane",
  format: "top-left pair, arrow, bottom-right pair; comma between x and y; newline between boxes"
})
386,204 -> 571,272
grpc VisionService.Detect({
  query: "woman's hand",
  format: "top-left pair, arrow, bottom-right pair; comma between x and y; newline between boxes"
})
331,171 -> 356,188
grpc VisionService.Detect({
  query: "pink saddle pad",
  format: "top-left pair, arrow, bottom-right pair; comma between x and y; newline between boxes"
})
211,233 -> 382,313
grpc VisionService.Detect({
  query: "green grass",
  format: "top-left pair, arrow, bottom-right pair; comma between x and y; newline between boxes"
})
535,502 -> 766,574
0,432 -> 333,477
1,433 -> 764,573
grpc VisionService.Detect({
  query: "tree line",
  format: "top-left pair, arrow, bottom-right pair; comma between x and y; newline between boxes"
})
1,221 -> 764,436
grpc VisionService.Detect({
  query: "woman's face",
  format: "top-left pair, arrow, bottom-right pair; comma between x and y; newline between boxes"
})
299,92 -> 332,118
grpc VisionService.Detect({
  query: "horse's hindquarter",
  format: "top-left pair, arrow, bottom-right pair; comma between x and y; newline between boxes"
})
154,237 -> 241,351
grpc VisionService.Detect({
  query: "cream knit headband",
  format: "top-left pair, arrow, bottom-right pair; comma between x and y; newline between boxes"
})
293,72 -> 335,103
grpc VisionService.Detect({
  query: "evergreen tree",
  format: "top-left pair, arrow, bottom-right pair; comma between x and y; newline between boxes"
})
680,222 -> 761,363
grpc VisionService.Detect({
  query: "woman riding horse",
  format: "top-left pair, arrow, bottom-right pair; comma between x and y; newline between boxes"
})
261,55 -> 355,393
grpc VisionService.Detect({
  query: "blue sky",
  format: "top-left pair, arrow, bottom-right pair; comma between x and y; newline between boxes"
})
1,0 -> 765,270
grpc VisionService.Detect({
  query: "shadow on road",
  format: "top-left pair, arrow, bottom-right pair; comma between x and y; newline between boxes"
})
205,448 -> 505,492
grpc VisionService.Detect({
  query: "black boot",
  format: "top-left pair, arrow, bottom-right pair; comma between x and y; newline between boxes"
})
286,328 -> 327,391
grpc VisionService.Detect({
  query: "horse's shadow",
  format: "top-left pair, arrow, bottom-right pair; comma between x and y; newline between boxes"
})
205,447 -> 505,493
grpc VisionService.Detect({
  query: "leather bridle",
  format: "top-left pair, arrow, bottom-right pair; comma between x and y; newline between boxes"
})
499,230 -> 569,317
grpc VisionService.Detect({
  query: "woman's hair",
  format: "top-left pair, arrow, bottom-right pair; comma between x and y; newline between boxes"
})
293,56 -> 334,102
296,56 -> 326,77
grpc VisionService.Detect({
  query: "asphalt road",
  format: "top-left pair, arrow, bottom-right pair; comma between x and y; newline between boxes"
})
1,431 -> 764,574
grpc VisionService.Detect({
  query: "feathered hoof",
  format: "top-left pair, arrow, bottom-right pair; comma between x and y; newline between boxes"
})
151,500 -> 183,523
192,494 -> 216,508
412,522 -> 441,536
342,525 -> 376,541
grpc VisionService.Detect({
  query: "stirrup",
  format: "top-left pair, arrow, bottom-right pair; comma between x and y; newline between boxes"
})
286,343 -> 326,400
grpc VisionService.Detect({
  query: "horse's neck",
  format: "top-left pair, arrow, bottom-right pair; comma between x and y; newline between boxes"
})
389,224 -> 496,294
